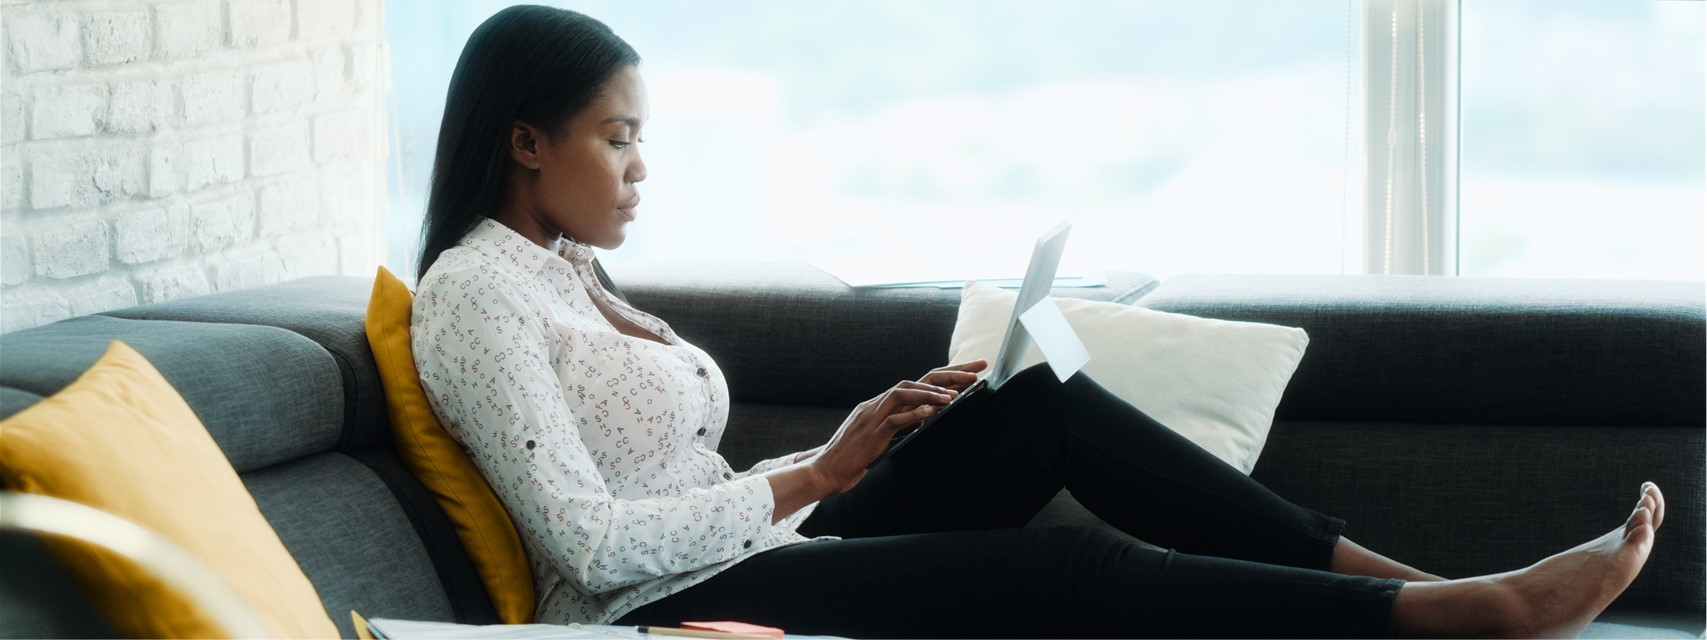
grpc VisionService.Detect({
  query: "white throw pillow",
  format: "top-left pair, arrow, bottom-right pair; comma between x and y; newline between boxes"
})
947,282 -> 1308,474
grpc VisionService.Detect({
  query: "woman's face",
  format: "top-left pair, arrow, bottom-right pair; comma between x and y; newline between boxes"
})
502,65 -> 649,250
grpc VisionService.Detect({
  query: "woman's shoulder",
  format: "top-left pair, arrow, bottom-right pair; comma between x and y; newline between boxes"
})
419,245 -> 518,290
414,246 -> 541,315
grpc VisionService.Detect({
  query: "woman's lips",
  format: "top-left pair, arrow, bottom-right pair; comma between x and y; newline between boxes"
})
617,197 -> 640,221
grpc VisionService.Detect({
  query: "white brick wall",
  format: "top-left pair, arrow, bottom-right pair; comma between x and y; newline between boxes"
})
2,0 -> 387,332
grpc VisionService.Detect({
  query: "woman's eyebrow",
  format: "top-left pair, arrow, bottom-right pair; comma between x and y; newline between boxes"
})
601,116 -> 641,128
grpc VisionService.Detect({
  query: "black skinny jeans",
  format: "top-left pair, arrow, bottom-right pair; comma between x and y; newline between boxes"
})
616,365 -> 1403,638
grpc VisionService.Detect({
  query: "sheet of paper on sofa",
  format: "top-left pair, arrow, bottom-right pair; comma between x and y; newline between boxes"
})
1017,297 -> 1089,383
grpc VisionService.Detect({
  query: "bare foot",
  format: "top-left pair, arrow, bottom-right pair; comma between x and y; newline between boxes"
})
1394,483 -> 1663,638
1497,483 -> 1665,638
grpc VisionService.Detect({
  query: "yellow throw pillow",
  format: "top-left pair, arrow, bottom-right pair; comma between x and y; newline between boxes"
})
0,341 -> 338,639
365,266 -> 535,624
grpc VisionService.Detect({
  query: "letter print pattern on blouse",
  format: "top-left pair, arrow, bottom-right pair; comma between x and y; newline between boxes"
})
412,219 -> 822,625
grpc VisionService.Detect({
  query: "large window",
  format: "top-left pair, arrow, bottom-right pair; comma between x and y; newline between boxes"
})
383,1 -> 1703,282
1459,0 -> 1703,279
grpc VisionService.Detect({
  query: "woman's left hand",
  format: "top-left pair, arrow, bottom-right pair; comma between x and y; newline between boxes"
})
919,359 -> 988,392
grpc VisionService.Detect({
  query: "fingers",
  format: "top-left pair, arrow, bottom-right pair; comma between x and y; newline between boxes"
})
880,403 -> 937,431
892,379 -> 959,398
875,385 -> 955,414
921,370 -> 980,389
861,382 -> 955,429
940,359 -> 990,373
920,361 -> 987,390
856,381 -> 953,409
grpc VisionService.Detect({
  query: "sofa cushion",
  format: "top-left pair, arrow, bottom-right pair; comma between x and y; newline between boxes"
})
101,275 -> 392,451
1137,275 -> 1705,426
611,261 -> 1156,407
366,266 -> 535,624
0,388 -> 41,422
243,452 -> 472,637
0,341 -> 338,638
0,315 -> 342,472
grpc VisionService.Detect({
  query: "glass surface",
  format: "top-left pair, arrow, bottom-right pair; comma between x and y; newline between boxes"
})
1459,0 -> 1704,280
385,1 -> 1364,280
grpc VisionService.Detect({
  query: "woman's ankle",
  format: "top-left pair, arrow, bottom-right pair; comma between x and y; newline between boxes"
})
1332,537 -> 1447,582
1391,578 -> 1518,638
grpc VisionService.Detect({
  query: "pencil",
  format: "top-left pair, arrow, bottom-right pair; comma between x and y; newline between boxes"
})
636,626 -> 774,639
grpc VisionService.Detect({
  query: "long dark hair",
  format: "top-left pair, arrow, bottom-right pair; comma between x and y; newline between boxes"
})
416,5 -> 641,282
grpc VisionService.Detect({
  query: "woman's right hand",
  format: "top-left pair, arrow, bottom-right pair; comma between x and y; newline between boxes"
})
806,381 -> 959,496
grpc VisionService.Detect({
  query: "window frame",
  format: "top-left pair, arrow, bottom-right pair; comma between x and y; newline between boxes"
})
1361,0 -> 1461,276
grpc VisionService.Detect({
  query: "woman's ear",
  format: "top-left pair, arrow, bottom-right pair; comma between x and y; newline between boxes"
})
509,121 -> 543,170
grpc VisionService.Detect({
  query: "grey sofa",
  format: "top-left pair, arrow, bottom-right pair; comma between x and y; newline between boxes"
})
1,263 -> 1701,639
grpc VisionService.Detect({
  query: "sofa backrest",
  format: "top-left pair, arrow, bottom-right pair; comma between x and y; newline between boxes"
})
0,277 -> 498,638
1137,274 -> 1704,427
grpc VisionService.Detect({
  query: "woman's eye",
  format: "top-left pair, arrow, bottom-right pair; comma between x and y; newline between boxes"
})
609,141 -> 630,150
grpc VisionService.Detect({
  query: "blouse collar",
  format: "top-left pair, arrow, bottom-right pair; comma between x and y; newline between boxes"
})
458,217 -> 596,277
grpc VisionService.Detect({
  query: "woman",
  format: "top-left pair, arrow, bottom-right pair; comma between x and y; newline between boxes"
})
411,6 -> 1663,638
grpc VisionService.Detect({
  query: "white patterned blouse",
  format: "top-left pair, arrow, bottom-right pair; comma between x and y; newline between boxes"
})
411,218 -> 824,625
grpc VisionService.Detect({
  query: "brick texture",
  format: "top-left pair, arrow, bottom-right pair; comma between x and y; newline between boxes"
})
153,1 -> 219,61
31,83 -> 106,139
105,79 -> 173,133
8,12 -> 82,73
83,10 -> 151,67
1,0 -> 386,331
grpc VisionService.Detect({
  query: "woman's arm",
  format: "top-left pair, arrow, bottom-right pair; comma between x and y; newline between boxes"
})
761,463 -> 833,525
734,445 -> 824,481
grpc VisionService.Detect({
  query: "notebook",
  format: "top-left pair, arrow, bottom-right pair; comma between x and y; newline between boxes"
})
867,221 -> 1072,469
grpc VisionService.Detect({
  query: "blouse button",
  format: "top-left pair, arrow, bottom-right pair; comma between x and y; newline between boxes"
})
696,366 -> 708,378
723,471 -> 732,480
697,427 -> 707,436
525,440 -> 536,450
743,540 -> 753,549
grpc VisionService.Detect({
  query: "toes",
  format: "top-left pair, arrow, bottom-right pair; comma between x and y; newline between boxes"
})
1641,483 -> 1666,530
1625,504 -> 1652,538
1625,506 -> 1656,547
1650,484 -> 1665,529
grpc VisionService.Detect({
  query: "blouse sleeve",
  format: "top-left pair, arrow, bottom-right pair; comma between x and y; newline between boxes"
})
734,453 -> 804,479
415,277 -> 776,596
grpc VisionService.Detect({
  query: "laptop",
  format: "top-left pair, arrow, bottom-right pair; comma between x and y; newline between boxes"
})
868,221 -> 1072,468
